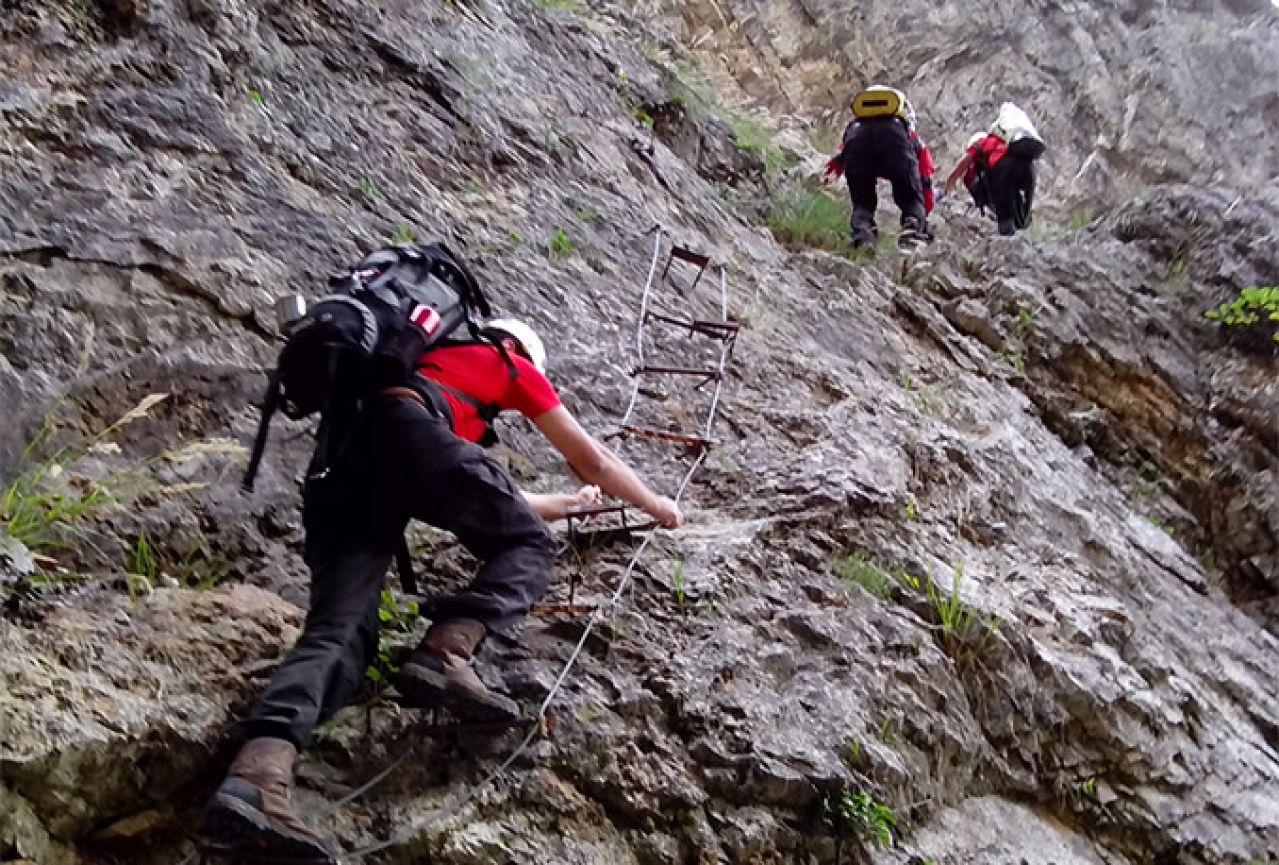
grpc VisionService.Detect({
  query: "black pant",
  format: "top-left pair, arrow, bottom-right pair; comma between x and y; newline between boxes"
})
237,396 -> 556,747
987,154 -> 1035,230
840,118 -> 926,241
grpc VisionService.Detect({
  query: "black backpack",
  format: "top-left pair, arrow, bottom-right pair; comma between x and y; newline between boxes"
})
242,242 -> 494,492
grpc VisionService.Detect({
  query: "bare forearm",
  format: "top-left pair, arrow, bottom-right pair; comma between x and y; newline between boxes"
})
570,449 -> 661,515
521,491 -> 572,521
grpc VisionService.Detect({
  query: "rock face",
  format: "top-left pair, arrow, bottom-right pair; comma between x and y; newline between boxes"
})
1,1 -> 1277,864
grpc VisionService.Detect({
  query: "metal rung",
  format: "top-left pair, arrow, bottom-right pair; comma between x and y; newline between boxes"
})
566,505 -> 657,551
669,246 -> 711,268
619,425 -> 713,449
633,365 -> 721,380
646,311 -> 740,339
532,603 -> 598,616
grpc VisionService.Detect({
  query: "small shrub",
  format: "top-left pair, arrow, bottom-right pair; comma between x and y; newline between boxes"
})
671,557 -> 686,612
823,789 -> 896,848
633,108 -> 655,129
729,116 -> 795,177
831,552 -> 893,600
767,186 -> 851,254
920,564 -> 1000,652
1204,286 -> 1279,344
365,590 -> 420,684
547,227 -> 573,258
390,225 -> 418,244
1,394 -> 168,552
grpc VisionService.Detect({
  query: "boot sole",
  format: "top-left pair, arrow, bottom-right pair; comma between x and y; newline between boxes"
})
397,662 -> 522,722
202,793 -> 338,864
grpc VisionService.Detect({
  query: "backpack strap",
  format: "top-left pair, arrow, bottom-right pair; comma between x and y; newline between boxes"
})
242,370 -> 281,492
429,380 -> 502,448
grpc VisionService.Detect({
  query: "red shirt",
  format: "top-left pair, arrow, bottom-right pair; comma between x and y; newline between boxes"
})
970,134 -> 1009,170
417,344 -> 561,443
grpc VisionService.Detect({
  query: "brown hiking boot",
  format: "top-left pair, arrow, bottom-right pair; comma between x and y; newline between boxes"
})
202,737 -> 336,864
397,618 -> 521,721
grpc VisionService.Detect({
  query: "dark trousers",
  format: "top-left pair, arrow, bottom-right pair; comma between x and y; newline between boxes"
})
840,118 -> 926,241
987,154 -> 1036,230
237,396 -> 556,747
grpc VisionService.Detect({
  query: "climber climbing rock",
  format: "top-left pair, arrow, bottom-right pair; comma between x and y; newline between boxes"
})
202,244 -> 684,861
944,102 -> 1046,235
823,84 -> 936,251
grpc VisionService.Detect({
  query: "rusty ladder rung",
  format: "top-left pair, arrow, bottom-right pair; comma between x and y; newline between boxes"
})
633,365 -> 721,380
645,311 -> 741,340
618,425 -> 713,449
669,246 -> 711,269
532,603 -> 599,616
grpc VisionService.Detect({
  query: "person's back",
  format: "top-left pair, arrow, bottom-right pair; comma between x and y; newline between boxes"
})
825,85 -> 934,249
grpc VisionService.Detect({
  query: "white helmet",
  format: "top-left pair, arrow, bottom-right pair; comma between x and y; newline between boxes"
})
485,318 -> 547,373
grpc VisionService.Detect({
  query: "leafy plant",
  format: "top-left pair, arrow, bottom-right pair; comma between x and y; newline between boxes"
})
547,227 -> 573,258
824,789 -> 897,848
766,186 -> 852,255
357,178 -> 380,200
1204,286 -> 1279,344
390,224 -> 418,244
248,89 -> 264,107
729,116 -> 794,177
905,563 -> 1001,658
633,108 -> 655,129
844,739 -> 863,765
365,589 -> 420,684
1078,776 -> 1098,800
1,394 -> 168,552
831,552 -> 893,600
903,500 -> 919,521
671,557 -> 687,612
129,530 -> 158,582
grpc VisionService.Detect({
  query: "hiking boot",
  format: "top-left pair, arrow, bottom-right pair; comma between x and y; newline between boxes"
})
899,217 -> 933,250
202,737 -> 336,864
398,618 -> 521,721
997,219 -> 1016,236
849,228 -> 877,249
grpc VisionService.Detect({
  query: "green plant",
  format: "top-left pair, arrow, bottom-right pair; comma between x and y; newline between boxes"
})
824,789 -> 896,848
2,395 -> 168,552
1004,348 -> 1026,375
1078,776 -> 1098,800
129,530 -> 158,581
729,116 -> 794,177
508,230 -> 523,244
547,227 -> 573,258
1146,514 -> 1175,535
365,589 -> 420,684
357,178 -> 380,200
844,739 -> 863,765
903,500 -> 918,521
831,552 -> 893,600
390,224 -> 418,244
248,89 -> 264,106
633,107 -> 655,129
919,564 -> 1000,651
1069,209 -> 1095,230
1204,286 -> 1279,344
766,186 -> 852,254
671,557 -> 686,612
530,0 -> 583,13
178,544 -> 232,590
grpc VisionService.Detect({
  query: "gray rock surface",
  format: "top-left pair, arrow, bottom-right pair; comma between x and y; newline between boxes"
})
1,0 -> 1276,864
